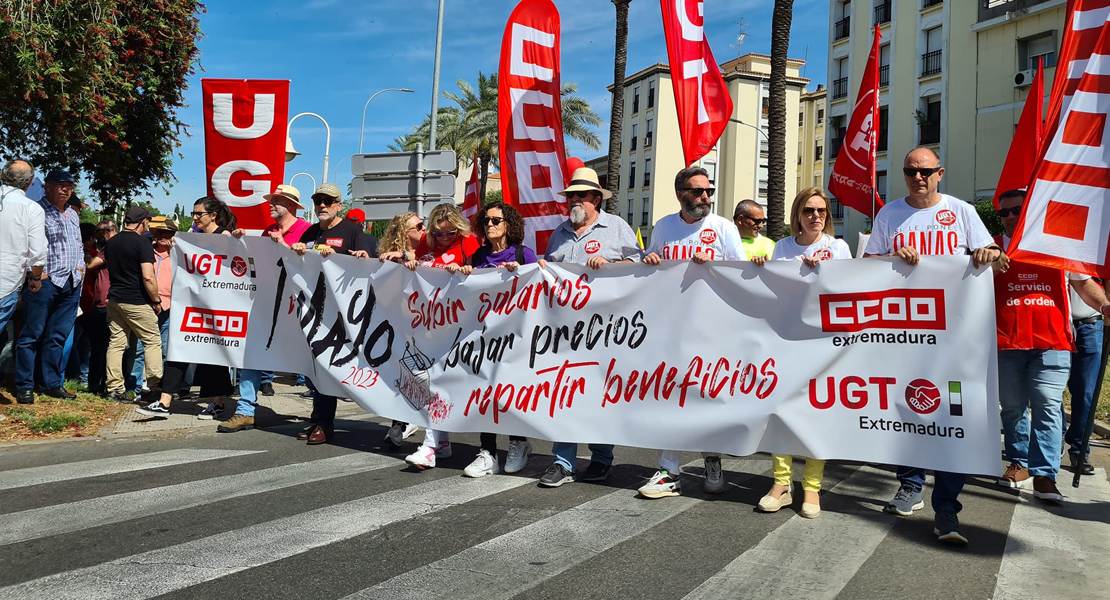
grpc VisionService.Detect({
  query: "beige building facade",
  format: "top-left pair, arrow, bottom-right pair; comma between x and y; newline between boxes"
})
827,0 -> 1064,248
798,86 -> 828,208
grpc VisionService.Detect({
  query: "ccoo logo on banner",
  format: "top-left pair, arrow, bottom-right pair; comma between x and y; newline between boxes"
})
169,234 -> 1001,475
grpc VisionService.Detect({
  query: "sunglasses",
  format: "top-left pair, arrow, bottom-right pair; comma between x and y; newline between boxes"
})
433,230 -> 459,238
566,190 -> 595,199
682,187 -> 716,198
313,197 -> 340,206
738,216 -> 768,225
481,216 -> 506,227
903,167 -> 942,178
409,222 -> 425,231
190,211 -> 211,218
997,206 -> 1023,218
802,206 -> 828,217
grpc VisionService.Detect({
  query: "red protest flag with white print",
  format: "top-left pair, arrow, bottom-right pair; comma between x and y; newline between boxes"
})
827,26 -> 882,218
1008,0 -> 1110,278
992,57 -> 1045,209
202,79 -> 289,230
498,0 -> 569,254
462,154 -> 480,227
660,0 -> 734,167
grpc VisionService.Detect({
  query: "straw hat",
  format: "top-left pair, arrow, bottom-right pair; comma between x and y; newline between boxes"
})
557,167 -> 612,200
263,184 -> 304,210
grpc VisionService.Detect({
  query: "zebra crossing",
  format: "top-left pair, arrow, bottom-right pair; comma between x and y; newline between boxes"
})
1,425 -> 1108,600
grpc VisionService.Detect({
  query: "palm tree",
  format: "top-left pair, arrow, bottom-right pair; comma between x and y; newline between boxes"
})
766,0 -> 794,240
444,73 -> 499,200
605,0 -> 632,214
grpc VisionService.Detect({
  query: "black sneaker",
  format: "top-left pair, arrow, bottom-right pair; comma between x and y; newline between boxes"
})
933,511 -> 968,544
539,463 -> 574,487
580,461 -> 611,482
299,389 -> 315,398
259,382 -> 275,396
1069,454 -> 1095,476
136,401 -> 170,417
383,422 -> 406,448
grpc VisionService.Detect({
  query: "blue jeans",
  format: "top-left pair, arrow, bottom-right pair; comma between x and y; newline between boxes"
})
16,278 -> 81,391
313,392 -> 339,427
551,442 -> 614,473
999,349 -> 1070,478
897,466 -> 965,514
0,289 -> 19,342
1066,323 -> 1104,457
236,369 -> 262,417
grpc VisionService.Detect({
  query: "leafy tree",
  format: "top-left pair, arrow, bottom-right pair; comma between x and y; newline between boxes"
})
975,199 -> 1004,236
484,189 -> 502,206
605,0 -> 632,214
0,1 -> 205,210
766,0 -> 794,239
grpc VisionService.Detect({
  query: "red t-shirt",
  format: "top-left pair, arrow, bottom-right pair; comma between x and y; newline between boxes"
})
994,235 -> 1074,352
415,233 -> 480,268
81,244 -> 110,312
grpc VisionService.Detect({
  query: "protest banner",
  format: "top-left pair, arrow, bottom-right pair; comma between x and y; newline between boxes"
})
169,234 -> 1000,475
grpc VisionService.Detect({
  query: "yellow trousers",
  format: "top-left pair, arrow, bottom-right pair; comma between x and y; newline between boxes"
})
772,454 -> 825,492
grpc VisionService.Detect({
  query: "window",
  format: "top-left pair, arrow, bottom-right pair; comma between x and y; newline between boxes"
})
647,82 -> 655,109
1020,33 -> 1057,71
815,143 -> 823,161
833,57 -> 850,99
762,97 -> 770,117
645,119 -> 653,147
703,160 -> 717,184
632,87 -> 640,113
641,206 -> 650,227
627,198 -> 635,226
830,116 -> 846,158
878,105 -> 889,151
817,108 -> 824,125
643,158 -> 652,187
835,12 -> 850,41
874,1 -> 891,25
876,170 -> 888,202
879,43 -> 890,86
630,122 -> 638,151
919,97 -> 941,144
628,161 -> 636,189
922,27 -> 943,76
799,111 -> 805,126
758,179 -> 769,197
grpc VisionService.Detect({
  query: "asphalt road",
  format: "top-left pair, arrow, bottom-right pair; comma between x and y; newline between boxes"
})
1,416 -> 1108,600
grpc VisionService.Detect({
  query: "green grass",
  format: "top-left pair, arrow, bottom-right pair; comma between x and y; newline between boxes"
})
25,413 -> 90,434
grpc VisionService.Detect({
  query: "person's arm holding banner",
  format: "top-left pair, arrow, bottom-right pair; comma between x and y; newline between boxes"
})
1071,276 -> 1110,318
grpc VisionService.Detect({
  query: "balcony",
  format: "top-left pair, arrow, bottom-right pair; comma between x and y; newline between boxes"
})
919,121 -> 941,145
921,49 -> 943,76
923,0 -> 942,7
834,17 -> 850,41
832,77 -> 849,100
830,197 -> 845,219
641,211 -> 649,227
978,0 -> 1055,23
874,2 -> 891,25
830,133 -> 844,158
879,64 -> 890,87
630,136 -> 637,151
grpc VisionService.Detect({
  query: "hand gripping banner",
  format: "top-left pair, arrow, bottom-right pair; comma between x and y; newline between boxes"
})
169,234 -> 1001,475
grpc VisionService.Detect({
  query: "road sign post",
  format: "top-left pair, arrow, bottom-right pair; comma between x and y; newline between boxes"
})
346,145 -> 457,219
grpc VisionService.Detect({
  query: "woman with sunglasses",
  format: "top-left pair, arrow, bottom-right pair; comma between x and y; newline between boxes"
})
380,203 -> 479,271
432,202 -> 537,475
751,186 -> 850,518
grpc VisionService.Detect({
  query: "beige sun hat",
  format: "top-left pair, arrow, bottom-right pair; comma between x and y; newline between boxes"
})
558,167 -> 613,200
263,184 -> 304,210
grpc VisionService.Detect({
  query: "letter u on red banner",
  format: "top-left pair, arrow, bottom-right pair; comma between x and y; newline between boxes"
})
660,0 -> 734,167
498,0 -> 569,255
202,79 -> 290,231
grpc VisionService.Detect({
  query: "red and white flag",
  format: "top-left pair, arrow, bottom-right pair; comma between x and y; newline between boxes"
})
992,57 -> 1045,208
1008,0 -> 1110,277
498,0 -> 569,254
660,0 -> 734,166
202,79 -> 289,230
462,154 -> 480,226
827,26 -> 882,218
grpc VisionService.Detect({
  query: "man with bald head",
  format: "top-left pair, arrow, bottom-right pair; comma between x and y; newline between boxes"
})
0,162 -> 47,400
863,147 -> 1002,545
733,199 -> 775,259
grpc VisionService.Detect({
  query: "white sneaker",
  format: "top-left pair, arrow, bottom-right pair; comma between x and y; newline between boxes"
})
504,439 -> 531,474
434,441 -> 452,458
638,470 -> 681,499
403,423 -> 420,438
405,446 -> 436,470
463,449 -> 499,478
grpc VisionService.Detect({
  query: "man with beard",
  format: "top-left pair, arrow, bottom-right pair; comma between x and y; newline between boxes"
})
638,166 -> 746,498
537,167 -> 642,487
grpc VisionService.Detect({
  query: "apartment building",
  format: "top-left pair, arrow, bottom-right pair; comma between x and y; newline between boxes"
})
601,54 -> 809,246
827,0 -> 1064,249
798,86 -> 830,217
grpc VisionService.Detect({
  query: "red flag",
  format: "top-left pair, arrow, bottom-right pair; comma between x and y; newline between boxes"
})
462,153 -> 480,226
660,0 -> 734,166
992,57 -> 1045,208
1008,0 -> 1110,278
498,0 -> 569,254
202,79 -> 289,230
828,26 -> 882,218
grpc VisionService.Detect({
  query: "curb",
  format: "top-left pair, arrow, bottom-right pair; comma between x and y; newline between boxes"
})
1064,409 -> 1110,442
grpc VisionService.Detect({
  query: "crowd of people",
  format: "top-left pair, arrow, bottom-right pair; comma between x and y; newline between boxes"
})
1,148 -> 1107,546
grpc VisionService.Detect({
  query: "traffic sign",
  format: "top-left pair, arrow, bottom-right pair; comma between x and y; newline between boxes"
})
351,174 -> 456,199
351,150 -> 457,176
351,198 -> 456,222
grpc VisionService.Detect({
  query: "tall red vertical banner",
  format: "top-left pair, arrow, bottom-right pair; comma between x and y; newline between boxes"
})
828,26 -> 882,218
660,0 -> 734,166
992,57 -> 1044,208
498,0 -> 569,254
202,79 -> 290,231
462,153 -> 481,227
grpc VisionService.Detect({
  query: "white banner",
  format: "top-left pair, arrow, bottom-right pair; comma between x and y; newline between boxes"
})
169,233 -> 1001,475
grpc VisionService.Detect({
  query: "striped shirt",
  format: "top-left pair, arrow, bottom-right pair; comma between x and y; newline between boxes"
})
36,197 -> 84,287
544,211 -> 642,265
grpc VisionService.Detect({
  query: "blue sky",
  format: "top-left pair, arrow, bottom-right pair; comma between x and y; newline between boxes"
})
141,0 -> 829,214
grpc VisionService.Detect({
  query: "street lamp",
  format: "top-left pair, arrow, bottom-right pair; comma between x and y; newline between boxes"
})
287,112 -> 331,185
288,172 -> 317,223
333,156 -> 352,184
360,88 -> 415,153
730,118 -> 769,141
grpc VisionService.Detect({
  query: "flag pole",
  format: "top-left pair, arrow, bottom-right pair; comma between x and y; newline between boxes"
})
1073,319 -> 1110,488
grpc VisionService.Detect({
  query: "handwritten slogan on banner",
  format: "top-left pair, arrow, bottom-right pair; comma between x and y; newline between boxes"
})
169,234 -> 1001,475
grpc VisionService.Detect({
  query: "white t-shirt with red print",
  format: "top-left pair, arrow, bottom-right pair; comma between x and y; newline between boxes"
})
771,233 -> 852,262
647,213 -> 747,261
864,194 -> 994,256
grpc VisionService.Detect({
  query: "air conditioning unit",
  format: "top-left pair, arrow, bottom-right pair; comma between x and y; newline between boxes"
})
1014,69 -> 1035,87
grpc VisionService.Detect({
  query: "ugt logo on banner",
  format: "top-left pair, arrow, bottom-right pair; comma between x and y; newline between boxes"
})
202,79 -> 290,231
